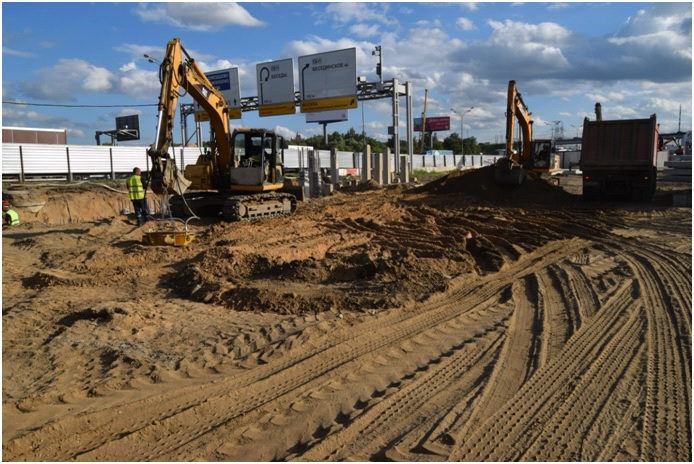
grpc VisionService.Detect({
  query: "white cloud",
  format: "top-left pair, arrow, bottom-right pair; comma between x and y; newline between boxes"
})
117,67 -> 161,99
324,2 -> 395,25
456,17 -> 476,31
19,59 -> 114,100
487,19 -> 571,45
133,2 -> 265,31
548,3 -> 570,11
3,47 -> 33,58
350,24 -> 380,38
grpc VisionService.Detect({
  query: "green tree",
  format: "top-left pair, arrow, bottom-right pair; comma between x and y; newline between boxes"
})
463,136 -> 480,155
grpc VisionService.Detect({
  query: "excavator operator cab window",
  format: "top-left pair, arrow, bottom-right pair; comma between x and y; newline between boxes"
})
234,133 -> 264,167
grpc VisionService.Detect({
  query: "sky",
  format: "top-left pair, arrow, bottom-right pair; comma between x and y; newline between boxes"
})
2,1 -> 692,148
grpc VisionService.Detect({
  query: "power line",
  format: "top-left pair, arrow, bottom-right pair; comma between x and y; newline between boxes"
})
2,101 -> 158,108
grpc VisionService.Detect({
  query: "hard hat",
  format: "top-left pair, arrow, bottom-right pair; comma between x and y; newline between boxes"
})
2,200 -> 10,209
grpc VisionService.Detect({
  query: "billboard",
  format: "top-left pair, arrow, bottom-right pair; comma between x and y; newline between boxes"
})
256,58 -> 296,117
115,115 -> 140,141
414,116 -> 450,132
306,109 -> 349,124
298,48 -> 358,113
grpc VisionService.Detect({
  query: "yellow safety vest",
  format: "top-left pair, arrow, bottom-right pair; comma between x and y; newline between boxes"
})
5,209 -> 19,226
126,174 -> 145,201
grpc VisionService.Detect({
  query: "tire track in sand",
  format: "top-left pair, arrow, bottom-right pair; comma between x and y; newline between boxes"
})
2,238 -> 588,461
447,276 -> 638,461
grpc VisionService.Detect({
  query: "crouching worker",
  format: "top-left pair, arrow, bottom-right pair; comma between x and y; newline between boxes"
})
126,167 -> 148,226
2,200 -> 19,229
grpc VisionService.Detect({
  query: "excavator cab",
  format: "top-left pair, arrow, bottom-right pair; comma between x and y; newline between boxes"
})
230,128 -> 286,192
530,139 -> 560,172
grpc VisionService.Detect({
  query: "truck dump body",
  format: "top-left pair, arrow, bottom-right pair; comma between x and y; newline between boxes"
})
581,114 -> 658,201
581,115 -> 658,168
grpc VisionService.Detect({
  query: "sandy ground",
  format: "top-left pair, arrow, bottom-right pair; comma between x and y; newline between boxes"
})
2,167 -> 691,461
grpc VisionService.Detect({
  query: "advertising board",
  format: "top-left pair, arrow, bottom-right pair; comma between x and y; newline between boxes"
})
414,116 -> 450,132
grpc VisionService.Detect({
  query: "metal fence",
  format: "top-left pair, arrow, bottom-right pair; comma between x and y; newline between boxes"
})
3,143 -> 521,182
2,144 -> 188,181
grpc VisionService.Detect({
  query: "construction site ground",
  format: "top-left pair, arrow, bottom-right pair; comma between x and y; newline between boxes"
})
2,167 -> 691,461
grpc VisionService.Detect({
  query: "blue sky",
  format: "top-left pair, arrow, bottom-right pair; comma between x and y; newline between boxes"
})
2,2 -> 692,147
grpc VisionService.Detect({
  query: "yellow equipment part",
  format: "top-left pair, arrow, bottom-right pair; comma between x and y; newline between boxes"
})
184,156 -> 215,190
142,230 -> 196,246
142,217 -> 197,247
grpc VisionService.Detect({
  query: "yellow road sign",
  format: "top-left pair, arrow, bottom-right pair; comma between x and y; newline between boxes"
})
259,102 -> 297,117
194,108 -> 242,122
300,96 -> 358,113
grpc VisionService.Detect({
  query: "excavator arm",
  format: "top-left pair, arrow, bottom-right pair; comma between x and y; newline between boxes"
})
505,80 -> 533,164
148,38 -> 232,195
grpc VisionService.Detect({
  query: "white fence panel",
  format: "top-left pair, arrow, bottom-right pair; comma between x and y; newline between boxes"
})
21,145 -> 70,174
67,145 -> 112,174
110,147 -> 150,174
559,150 -> 581,169
2,144 -> 22,174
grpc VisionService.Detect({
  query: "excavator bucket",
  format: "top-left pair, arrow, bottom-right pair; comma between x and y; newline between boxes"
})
494,158 -> 526,186
149,158 -> 191,196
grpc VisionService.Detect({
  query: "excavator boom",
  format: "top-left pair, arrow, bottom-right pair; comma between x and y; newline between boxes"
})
148,38 -> 231,195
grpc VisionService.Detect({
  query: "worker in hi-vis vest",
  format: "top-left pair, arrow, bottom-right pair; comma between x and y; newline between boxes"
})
126,167 -> 148,226
2,200 -> 19,228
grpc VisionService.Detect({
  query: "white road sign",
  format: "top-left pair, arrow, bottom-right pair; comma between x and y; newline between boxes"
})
193,68 -> 242,118
256,58 -> 295,105
298,48 -> 357,112
256,58 -> 296,117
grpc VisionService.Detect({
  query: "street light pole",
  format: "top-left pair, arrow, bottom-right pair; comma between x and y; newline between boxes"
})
452,106 -> 473,155
571,124 -> 580,138
143,54 -> 160,65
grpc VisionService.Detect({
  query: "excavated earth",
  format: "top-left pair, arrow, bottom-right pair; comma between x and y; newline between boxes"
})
2,167 -> 692,461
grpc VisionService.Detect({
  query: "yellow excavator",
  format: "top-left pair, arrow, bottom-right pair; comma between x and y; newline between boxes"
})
147,38 -> 296,221
494,80 -> 560,185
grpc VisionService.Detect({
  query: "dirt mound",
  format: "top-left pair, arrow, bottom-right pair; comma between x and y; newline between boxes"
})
410,165 -> 576,205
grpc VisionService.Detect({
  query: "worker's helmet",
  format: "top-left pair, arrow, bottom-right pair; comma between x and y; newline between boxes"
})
2,200 -> 10,210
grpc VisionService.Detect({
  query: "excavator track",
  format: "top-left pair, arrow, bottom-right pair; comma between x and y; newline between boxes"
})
222,192 -> 297,222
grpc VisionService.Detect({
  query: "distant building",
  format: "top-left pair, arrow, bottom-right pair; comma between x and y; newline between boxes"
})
2,127 -> 67,145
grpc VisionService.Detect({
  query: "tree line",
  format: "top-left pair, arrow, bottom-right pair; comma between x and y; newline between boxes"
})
289,128 -> 504,155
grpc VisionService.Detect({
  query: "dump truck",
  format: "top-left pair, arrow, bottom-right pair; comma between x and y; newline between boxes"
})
581,108 -> 659,201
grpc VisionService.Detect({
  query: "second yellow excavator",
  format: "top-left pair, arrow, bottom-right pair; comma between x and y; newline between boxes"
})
147,38 -> 296,221
494,80 -> 560,185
